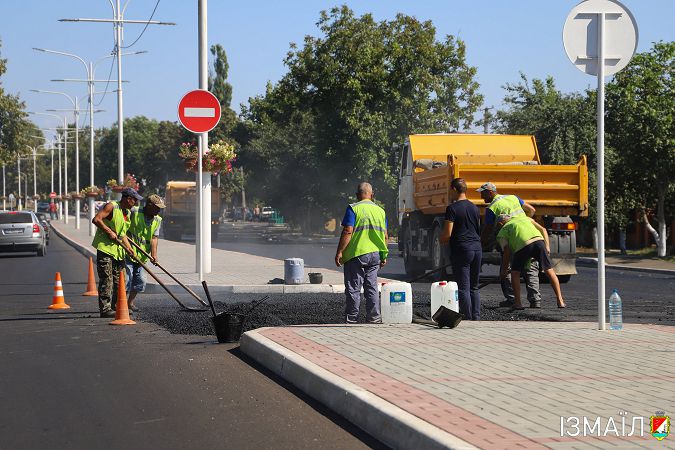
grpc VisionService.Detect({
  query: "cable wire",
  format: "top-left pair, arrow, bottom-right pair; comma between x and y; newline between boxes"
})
122,0 -> 161,49
95,52 -> 116,107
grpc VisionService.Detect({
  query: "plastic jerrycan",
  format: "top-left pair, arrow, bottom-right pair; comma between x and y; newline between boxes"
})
430,281 -> 459,316
380,282 -> 413,324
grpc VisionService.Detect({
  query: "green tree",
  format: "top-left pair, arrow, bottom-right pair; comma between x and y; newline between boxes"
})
606,41 -> 674,257
208,44 -> 238,143
242,6 -> 482,228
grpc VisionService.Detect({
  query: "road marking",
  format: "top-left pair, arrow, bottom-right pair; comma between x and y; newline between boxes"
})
183,107 -> 216,118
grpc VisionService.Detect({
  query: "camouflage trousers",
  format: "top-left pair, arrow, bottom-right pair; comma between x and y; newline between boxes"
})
97,250 -> 123,313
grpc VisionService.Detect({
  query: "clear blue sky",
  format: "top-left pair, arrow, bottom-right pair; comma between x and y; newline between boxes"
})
2,1 -> 673,136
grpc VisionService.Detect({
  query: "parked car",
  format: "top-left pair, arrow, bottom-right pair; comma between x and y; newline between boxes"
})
37,201 -> 51,213
0,211 -> 47,256
261,207 -> 275,221
35,212 -> 50,245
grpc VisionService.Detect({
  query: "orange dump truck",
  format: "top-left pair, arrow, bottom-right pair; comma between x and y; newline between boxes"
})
163,181 -> 222,241
397,134 -> 589,281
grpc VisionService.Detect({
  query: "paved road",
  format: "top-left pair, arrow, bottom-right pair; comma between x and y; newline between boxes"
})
0,237 -> 381,450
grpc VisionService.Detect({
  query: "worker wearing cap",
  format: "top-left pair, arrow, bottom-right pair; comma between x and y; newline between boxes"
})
495,214 -> 566,310
92,187 -> 142,318
125,194 -> 165,312
335,182 -> 388,324
477,182 -> 542,308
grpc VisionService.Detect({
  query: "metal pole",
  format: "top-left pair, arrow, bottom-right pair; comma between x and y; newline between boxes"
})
75,97 -> 80,229
58,136 -> 62,220
63,117 -> 69,224
196,0 -> 212,278
33,149 -> 37,212
597,13 -> 606,331
116,0 -> 125,185
89,62 -> 96,236
17,157 -> 21,211
2,164 -> 5,211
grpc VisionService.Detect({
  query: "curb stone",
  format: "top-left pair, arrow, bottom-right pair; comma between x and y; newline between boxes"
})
240,328 -> 476,450
576,256 -> 675,276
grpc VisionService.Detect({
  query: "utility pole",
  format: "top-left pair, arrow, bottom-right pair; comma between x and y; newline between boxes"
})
59,2 -> 174,185
1,164 -> 5,211
196,0 -> 211,278
34,48 -> 139,235
17,156 -> 21,211
483,107 -> 493,134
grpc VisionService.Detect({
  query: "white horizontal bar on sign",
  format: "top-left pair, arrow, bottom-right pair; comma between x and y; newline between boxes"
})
184,107 -> 216,118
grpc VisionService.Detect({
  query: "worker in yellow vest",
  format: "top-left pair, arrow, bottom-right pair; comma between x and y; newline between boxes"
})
335,182 -> 388,324
495,214 -> 567,311
125,194 -> 165,312
477,182 -> 541,308
92,187 -> 142,318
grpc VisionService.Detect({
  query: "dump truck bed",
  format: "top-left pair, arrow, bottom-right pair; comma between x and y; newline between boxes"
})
408,134 -> 588,217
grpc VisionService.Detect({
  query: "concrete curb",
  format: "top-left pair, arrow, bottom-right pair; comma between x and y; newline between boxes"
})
577,257 -> 675,276
240,328 -> 476,450
50,222 -> 96,260
52,223 -> 347,295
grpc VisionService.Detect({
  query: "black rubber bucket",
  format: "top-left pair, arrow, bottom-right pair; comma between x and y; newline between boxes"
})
308,272 -> 323,284
432,306 -> 463,329
211,312 -> 246,343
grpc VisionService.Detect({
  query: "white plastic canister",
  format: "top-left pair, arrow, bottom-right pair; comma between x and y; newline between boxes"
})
284,258 -> 305,285
430,281 -> 459,316
380,282 -> 413,324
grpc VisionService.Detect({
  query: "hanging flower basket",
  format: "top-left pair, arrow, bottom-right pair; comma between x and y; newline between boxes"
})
32,194 -> 41,200
71,192 -> 84,200
0,195 -> 7,201
81,186 -> 101,198
107,174 -> 140,193
178,140 -> 236,175
55,195 -> 62,201
63,194 -> 72,200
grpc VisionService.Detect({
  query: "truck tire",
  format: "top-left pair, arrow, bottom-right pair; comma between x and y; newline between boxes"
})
428,226 -> 444,282
402,225 -> 424,277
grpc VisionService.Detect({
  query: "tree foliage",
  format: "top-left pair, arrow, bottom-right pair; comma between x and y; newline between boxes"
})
241,6 -> 482,227
606,41 -> 674,255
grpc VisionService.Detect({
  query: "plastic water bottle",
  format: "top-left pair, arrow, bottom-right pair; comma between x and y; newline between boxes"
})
608,289 -> 623,330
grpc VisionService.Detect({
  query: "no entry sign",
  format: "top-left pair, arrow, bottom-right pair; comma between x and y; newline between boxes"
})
49,192 -> 57,199
178,90 -> 221,133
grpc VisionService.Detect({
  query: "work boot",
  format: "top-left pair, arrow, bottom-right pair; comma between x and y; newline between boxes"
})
129,303 -> 139,312
499,299 -> 514,308
529,301 -> 541,309
100,310 -> 116,318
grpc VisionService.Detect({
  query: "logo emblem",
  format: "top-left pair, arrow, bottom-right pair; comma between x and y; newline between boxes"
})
651,412 -> 670,441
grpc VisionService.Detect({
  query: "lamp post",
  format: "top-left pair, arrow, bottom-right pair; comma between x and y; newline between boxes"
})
29,112 -> 69,223
34,48 -> 144,236
59,2 -> 172,186
2,164 -> 5,211
31,90 -> 82,228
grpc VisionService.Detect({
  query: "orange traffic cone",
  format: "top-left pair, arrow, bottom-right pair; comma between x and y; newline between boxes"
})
83,257 -> 98,296
110,270 -> 135,325
49,272 -> 71,309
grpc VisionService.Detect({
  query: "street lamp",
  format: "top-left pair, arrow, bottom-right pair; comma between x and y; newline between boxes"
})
59,0 -> 172,185
33,47 -> 143,236
31,89 -> 83,229
29,112 -> 68,222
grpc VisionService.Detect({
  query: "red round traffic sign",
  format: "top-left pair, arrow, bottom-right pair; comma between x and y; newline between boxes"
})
49,192 -> 57,199
178,90 -> 221,133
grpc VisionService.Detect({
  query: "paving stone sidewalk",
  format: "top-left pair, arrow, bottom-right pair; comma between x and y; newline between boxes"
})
241,321 -> 675,450
50,219 -> 362,292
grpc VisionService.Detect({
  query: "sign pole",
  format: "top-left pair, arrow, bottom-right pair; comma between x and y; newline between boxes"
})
596,12 -> 606,331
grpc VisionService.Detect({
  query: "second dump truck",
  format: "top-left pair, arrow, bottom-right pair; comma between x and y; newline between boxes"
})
397,133 -> 589,281
163,181 -> 222,241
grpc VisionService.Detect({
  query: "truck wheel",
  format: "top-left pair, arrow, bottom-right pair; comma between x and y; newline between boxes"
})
429,227 -> 444,282
403,226 -> 424,277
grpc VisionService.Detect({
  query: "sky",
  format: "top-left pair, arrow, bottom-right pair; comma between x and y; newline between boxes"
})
1,0 -> 673,138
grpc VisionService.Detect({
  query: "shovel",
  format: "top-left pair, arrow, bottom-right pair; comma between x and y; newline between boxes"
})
115,237 -> 206,312
126,237 -> 208,307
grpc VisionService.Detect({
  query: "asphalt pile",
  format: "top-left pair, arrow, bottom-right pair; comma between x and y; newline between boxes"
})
137,291 -> 554,337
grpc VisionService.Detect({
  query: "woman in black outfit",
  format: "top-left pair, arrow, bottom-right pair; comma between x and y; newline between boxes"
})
440,178 -> 482,320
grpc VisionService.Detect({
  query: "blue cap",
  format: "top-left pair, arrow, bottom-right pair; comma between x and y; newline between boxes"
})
121,187 -> 143,201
